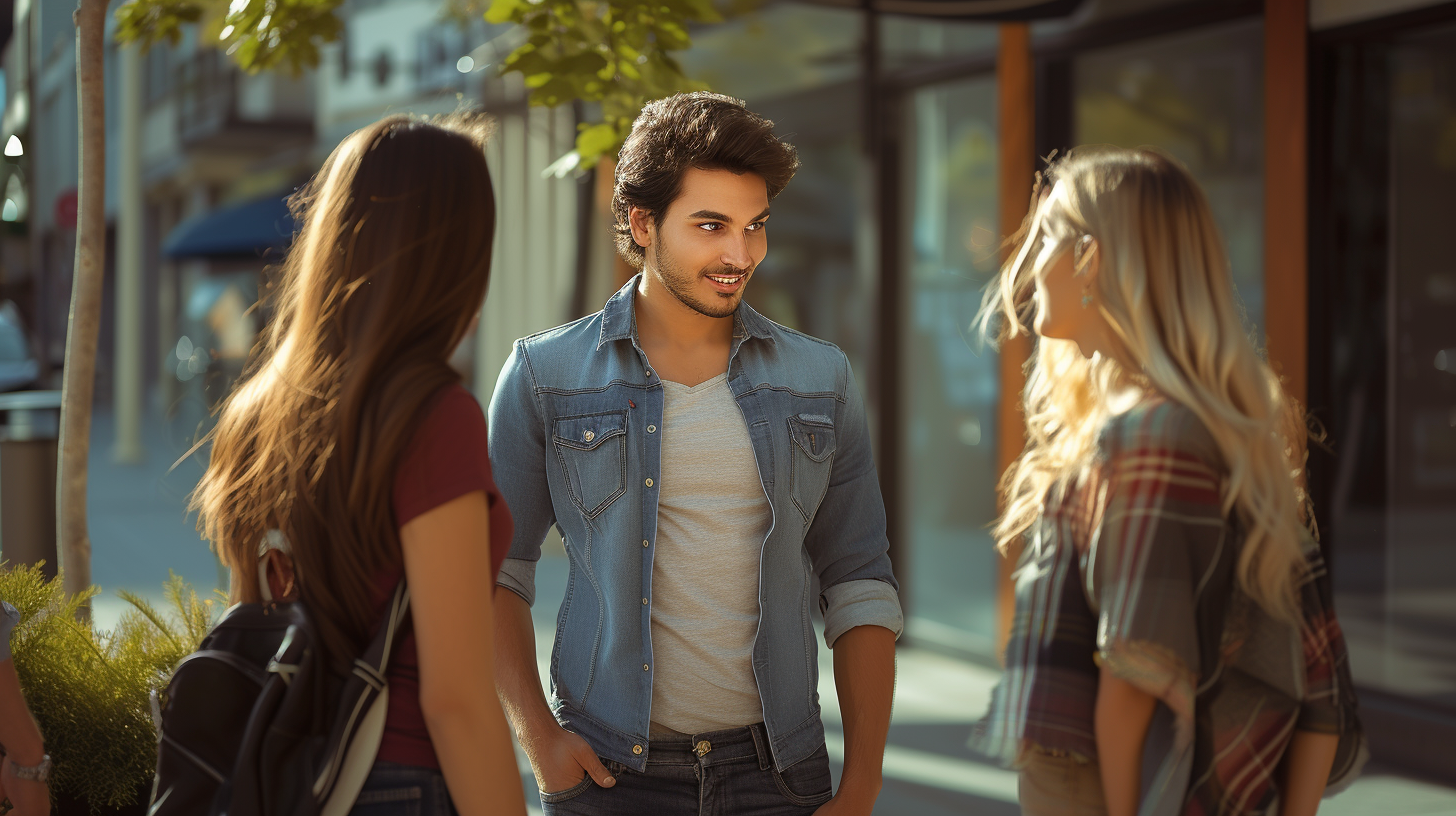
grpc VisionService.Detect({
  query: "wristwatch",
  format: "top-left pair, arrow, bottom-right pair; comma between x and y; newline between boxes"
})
6,754 -> 51,784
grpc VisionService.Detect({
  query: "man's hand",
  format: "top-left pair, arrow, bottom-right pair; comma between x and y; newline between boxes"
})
0,760 -> 48,816
525,724 -> 616,795
812,776 -> 882,816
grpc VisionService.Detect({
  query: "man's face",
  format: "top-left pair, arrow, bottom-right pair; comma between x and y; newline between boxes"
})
631,167 -> 771,319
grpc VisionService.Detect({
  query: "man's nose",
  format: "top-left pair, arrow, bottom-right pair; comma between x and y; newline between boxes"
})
722,231 -> 752,269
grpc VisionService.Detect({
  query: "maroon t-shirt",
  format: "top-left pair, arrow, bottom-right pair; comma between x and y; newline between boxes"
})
374,384 -> 513,768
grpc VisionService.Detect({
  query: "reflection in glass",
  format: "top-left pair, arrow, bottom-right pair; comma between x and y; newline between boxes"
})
1074,22 -> 1265,334
1377,29 -> 1456,707
879,16 -> 997,73
1314,21 -> 1456,719
902,76 -> 1000,653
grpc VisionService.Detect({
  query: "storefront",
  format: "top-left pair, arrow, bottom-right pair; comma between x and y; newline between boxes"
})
1308,0 -> 1456,781
680,0 -> 1456,783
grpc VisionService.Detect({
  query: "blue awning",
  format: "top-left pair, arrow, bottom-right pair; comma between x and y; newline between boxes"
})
162,194 -> 295,260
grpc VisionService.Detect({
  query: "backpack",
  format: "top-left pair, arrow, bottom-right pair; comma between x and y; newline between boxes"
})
148,582 -> 410,816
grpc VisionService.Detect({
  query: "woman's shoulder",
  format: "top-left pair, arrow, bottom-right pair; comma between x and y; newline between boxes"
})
398,383 -> 488,470
423,383 -> 485,425
1098,396 -> 1224,472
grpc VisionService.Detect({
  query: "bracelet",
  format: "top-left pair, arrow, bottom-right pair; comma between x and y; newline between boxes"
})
5,754 -> 50,784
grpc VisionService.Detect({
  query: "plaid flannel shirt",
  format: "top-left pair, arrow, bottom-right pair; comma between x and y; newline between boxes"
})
973,399 -> 1366,816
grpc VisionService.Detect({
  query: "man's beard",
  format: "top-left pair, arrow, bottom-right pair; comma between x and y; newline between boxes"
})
650,231 -> 751,319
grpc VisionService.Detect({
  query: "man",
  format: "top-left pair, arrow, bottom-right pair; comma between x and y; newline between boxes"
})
488,92 -> 900,816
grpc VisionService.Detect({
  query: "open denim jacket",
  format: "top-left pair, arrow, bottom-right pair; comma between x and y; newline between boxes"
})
487,277 -> 902,773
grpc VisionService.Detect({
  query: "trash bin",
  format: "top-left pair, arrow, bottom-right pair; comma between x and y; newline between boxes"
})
0,391 -> 61,578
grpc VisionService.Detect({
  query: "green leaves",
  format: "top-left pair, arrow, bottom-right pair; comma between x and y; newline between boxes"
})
214,0 -> 348,75
488,0 -> 724,168
0,564 -> 219,810
113,0 -> 741,166
114,0 -> 204,49
114,0 -> 347,75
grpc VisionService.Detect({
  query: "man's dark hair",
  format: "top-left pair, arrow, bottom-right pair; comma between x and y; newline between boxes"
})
612,92 -> 799,268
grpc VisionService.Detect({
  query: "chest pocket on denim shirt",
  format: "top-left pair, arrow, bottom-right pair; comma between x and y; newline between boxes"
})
552,411 -> 628,519
787,414 -> 836,524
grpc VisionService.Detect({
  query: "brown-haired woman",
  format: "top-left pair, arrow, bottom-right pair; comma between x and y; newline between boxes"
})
191,114 -> 527,816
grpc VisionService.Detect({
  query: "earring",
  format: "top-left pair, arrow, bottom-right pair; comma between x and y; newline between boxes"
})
1081,290 -> 1092,309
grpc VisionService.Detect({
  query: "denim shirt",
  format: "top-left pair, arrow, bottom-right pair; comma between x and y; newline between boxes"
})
488,276 -> 902,774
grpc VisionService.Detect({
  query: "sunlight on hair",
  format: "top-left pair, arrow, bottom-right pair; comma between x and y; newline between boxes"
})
978,147 -> 1314,621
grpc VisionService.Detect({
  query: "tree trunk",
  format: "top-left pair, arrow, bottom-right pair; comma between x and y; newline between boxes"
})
60,0 -> 108,607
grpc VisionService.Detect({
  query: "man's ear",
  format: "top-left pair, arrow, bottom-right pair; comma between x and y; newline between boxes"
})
628,207 -> 654,250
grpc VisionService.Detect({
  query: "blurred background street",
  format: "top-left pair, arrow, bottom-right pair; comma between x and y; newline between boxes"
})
2,0 -> 1455,811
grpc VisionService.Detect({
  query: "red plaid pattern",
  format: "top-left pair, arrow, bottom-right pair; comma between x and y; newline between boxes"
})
974,399 -> 1365,815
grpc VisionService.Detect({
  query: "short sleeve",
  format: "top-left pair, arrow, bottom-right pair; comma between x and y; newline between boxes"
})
394,385 -> 514,580
0,600 -> 18,661
1084,411 -> 1226,735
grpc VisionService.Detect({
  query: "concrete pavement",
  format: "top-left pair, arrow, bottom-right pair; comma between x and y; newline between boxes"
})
76,405 -> 1456,815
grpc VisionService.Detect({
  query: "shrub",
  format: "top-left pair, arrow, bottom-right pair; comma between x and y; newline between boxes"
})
0,564 -> 218,813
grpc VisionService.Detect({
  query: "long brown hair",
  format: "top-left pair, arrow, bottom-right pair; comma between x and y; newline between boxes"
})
192,112 -> 496,662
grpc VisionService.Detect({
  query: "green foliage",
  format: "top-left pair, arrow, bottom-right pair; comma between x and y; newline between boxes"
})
113,1 -> 204,48
484,0 -> 724,169
1,565 -> 218,812
114,0 -> 346,75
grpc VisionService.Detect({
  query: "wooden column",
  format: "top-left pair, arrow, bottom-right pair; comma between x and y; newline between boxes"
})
1264,0 -> 1308,403
996,23 -> 1036,657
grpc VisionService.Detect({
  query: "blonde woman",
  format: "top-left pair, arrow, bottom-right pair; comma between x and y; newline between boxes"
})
971,148 -> 1366,816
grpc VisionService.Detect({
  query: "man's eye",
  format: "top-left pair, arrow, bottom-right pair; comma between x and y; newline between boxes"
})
698,222 -> 723,232
747,222 -> 767,232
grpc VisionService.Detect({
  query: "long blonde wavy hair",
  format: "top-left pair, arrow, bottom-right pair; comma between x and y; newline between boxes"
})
979,147 -> 1313,621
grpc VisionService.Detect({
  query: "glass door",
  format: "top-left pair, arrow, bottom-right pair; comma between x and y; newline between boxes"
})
900,76 -> 1001,655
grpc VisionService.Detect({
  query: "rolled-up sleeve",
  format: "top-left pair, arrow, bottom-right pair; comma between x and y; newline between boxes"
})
496,557 -> 539,607
804,354 -> 901,645
821,579 -> 903,647
487,340 -> 554,607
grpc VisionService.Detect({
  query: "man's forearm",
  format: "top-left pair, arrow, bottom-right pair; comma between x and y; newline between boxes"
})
832,624 -> 896,800
492,589 -> 558,740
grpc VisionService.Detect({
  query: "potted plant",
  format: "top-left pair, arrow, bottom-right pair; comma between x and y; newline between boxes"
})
0,563 -> 217,815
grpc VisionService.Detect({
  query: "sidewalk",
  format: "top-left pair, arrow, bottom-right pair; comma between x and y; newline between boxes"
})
81,405 -> 1456,815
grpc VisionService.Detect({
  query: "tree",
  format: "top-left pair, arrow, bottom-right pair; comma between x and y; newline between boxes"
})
481,0 -> 725,170
59,0 -> 109,607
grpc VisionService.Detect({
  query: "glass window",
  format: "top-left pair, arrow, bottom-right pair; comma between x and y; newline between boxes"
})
901,76 -> 1000,654
880,16 -> 997,73
1383,26 -> 1456,709
1073,21 -> 1266,334
1317,23 -> 1456,711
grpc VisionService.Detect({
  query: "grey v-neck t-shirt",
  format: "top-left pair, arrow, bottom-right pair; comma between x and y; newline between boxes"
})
648,373 -> 772,734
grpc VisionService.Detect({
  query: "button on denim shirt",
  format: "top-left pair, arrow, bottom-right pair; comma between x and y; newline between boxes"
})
488,277 -> 903,774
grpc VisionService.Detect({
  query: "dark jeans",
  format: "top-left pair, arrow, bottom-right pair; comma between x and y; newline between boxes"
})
347,761 -> 459,816
540,723 -> 833,816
